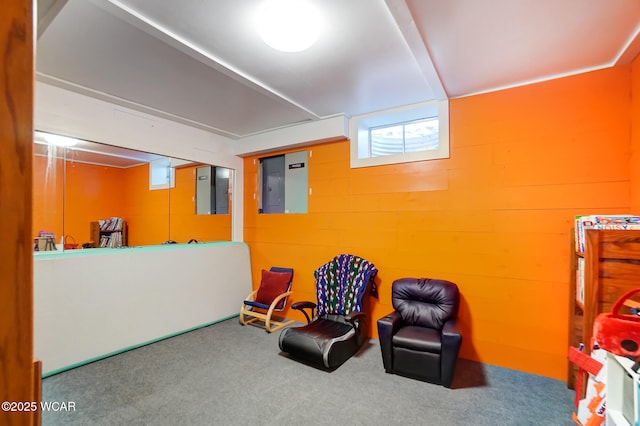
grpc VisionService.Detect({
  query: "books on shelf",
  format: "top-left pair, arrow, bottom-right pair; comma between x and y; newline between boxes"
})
573,214 -> 640,305
95,216 -> 125,248
99,231 -> 123,248
574,215 -> 640,253
98,216 -> 124,232
576,257 -> 584,306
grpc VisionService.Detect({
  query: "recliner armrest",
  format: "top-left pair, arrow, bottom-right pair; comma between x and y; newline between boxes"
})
442,318 -> 462,351
442,318 -> 461,339
440,318 -> 462,388
291,301 -> 316,324
377,311 -> 403,372
377,311 -> 403,334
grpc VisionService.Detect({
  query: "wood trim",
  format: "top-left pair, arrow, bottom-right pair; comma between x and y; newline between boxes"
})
567,229 -> 579,389
583,230 -> 600,357
32,361 -> 41,426
0,1 -> 35,425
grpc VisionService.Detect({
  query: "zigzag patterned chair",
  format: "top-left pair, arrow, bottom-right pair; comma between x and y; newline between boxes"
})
278,254 -> 378,369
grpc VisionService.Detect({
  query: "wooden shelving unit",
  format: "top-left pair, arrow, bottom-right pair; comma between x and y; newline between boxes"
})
90,221 -> 127,248
568,229 -> 640,390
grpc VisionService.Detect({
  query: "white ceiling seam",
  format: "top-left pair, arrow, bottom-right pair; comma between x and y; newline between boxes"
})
98,0 -> 322,120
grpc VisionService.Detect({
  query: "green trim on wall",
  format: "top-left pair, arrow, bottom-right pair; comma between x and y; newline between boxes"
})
34,241 -> 244,260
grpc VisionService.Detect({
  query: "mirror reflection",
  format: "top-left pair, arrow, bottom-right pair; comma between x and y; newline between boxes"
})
32,131 -> 232,251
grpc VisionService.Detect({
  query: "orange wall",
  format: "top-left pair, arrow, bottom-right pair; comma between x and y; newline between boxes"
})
33,160 -> 231,247
32,156 -> 125,244
243,65 -> 632,380
65,160 -> 127,244
122,163 -> 171,246
631,54 -> 640,212
33,155 -> 64,239
122,164 -> 232,245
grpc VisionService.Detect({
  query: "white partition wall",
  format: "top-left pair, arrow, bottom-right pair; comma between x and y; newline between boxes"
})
34,242 -> 252,375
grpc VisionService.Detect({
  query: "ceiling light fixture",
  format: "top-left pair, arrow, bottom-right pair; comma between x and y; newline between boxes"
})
43,132 -> 79,147
256,0 -> 321,53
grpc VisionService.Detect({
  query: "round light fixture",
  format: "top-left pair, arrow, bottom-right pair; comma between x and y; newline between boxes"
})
256,0 -> 321,52
43,133 -> 79,147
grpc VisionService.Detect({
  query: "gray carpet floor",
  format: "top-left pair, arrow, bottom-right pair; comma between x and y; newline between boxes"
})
41,318 -> 575,425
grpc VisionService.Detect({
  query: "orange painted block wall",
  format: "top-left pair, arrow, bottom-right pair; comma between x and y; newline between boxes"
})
243,65 -> 633,380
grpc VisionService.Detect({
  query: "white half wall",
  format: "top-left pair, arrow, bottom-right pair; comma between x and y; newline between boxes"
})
34,242 -> 252,375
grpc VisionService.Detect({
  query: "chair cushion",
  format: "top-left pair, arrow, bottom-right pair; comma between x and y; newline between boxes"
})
243,300 -> 271,310
392,325 -> 442,353
279,317 -> 357,368
255,269 -> 292,305
293,317 -> 354,339
392,278 -> 459,329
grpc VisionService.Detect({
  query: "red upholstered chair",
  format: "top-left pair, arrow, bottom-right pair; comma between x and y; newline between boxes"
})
240,267 -> 294,333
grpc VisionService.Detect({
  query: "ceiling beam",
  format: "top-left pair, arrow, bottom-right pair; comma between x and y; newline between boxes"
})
37,0 -> 69,39
234,115 -> 348,157
384,0 -> 448,100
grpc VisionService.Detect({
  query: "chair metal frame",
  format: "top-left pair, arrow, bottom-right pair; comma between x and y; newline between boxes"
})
239,266 -> 295,333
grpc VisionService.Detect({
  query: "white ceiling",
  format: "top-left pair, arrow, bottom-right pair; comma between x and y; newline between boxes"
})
36,0 -> 640,142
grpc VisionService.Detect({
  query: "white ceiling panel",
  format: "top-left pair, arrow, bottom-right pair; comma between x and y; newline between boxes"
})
35,0 -> 640,143
112,0 -> 438,117
36,0 -> 316,137
408,0 -> 640,96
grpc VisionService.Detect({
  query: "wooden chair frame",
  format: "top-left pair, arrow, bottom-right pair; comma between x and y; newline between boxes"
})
239,290 -> 295,333
239,267 -> 294,333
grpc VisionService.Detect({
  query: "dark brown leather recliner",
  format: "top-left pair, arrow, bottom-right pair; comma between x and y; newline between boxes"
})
377,278 -> 462,387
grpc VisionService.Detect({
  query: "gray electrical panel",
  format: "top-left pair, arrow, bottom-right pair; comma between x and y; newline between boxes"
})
259,151 -> 308,214
196,166 -> 229,215
284,151 -> 308,214
260,155 -> 286,213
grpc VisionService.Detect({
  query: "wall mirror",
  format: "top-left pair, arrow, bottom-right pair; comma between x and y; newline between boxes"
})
33,131 -> 232,251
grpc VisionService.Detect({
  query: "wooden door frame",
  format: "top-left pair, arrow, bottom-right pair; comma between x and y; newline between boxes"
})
1,0 -> 37,425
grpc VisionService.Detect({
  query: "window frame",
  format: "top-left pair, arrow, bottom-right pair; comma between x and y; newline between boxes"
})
350,100 -> 449,168
149,158 -> 175,190
369,116 -> 439,157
